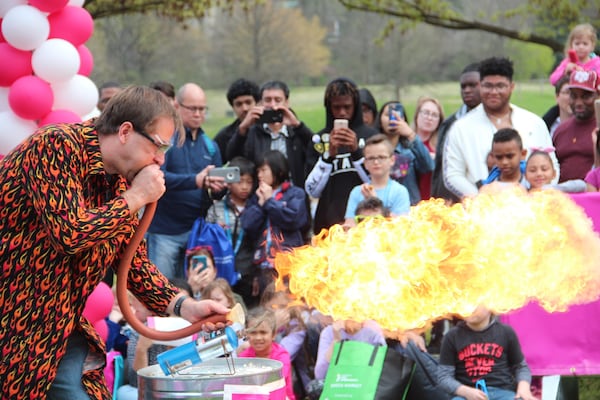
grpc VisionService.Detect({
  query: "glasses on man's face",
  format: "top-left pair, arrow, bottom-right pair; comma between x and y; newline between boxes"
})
419,110 -> 440,119
179,103 -> 209,114
481,82 -> 510,92
365,155 -> 391,164
135,127 -> 172,153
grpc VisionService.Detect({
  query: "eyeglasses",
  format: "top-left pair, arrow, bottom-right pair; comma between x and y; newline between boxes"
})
135,127 -> 172,153
481,82 -> 510,91
418,110 -> 440,119
355,214 -> 384,224
179,103 -> 209,113
365,155 -> 391,163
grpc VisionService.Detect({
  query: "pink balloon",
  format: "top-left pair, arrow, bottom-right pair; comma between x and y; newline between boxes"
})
82,282 -> 114,323
8,76 -> 53,120
0,19 -> 5,43
93,318 -> 109,343
48,6 -> 93,46
0,43 -> 33,87
77,44 -> 93,76
38,109 -> 81,127
29,0 -> 69,13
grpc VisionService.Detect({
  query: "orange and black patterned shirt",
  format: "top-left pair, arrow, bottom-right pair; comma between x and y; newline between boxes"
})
0,120 -> 178,399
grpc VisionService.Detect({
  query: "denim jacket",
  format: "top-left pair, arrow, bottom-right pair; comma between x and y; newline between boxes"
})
390,136 -> 434,205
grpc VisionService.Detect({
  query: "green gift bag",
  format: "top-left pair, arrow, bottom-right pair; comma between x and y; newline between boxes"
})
320,340 -> 387,400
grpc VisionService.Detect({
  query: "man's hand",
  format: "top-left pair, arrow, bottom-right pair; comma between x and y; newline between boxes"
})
178,298 -> 230,331
329,127 -> 358,157
238,106 -> 264,135
123,164 -> 165,212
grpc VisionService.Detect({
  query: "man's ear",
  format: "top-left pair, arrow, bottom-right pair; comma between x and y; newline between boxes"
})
520,149 -> 528,160
117,121 -> 134,144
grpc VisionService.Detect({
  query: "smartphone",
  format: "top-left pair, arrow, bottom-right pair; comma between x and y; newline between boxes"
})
208,166 -> 240,183
568,49 -> 578,64
388,103 -> 404,121
191,255 -> 208,272
333,119 -> 348,130
258,108 -> 284,124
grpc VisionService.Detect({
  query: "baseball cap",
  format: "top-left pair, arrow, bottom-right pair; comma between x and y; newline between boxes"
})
567,70 -> 599,92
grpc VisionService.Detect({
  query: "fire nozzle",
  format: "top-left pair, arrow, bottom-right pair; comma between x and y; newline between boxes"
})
157,321 -> 244,376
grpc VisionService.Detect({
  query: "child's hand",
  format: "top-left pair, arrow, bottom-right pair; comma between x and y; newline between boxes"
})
187,266 -> 213,292
359,183 -> 376,199
256,181 -> 273,206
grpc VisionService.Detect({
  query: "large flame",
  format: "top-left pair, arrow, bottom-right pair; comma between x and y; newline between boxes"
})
275,187 -> 600,331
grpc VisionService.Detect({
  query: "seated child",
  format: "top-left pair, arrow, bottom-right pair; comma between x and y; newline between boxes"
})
200,277 -> 247,316
314,319 -> 386,381
438,305 -> 537,400
238,307 -> 296,400
526,150 -> 586,192
344,134 -> 410,228
480,128 -> 527,189
185,246 -> 218,299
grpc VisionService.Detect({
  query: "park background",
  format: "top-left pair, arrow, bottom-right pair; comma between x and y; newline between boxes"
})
85,0 -> 580,136
86,1 -> 598,397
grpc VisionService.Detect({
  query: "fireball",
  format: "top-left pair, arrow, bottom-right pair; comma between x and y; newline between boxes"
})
274,187 -> 600,331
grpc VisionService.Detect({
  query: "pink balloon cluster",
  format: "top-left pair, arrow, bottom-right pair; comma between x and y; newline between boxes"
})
0,0 -> 98,155
83,282 -> 115,344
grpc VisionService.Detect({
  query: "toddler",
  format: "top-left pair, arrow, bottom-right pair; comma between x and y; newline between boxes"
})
550,23 -> 600,85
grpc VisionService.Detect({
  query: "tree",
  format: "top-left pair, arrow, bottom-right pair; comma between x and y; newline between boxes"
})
203,0 -> 330,86
84,0 -> 238,20
335,0 -> 600,54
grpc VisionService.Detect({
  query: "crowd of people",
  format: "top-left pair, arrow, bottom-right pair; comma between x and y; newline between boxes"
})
2,21 -> 600,400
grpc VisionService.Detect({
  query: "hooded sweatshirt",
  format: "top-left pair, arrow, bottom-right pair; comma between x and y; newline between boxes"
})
305,77 -> 378,234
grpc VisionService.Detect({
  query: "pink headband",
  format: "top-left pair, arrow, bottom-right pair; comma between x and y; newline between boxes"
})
530,146 -> 555,153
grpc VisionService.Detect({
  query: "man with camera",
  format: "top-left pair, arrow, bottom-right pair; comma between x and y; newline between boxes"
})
225,80 -> 314,188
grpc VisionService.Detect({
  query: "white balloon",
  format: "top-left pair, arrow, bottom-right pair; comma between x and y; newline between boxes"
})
0,87 -> 9,112
52,75 -> 99,117
0,0 -> 27,18
2,5 -> 49,51
67,0 -> 85,7
32,39 -> 80,84
0,110 -> 37,155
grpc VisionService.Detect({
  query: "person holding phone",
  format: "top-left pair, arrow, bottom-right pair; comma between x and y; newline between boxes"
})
185,246 -> 219,299
377,101 -> 434,205
225,80 -> 314,189
305,77 -> 378,234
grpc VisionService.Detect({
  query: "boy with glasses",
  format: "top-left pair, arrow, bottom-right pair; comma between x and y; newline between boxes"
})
343,134 -> 410,228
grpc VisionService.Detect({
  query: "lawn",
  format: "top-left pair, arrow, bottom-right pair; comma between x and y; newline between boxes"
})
201,80 -> 556,137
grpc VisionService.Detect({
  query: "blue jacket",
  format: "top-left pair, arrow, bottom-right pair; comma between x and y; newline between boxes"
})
149,128 -> 222,235
241,183 -> 308,251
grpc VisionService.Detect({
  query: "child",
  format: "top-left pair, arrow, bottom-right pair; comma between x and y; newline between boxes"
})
438,305 -> 537,400
200,277 -> 247,315
185,246 -> 218,299
343,134 -> 410,227
378,101 -> 434,205
206,156 -> 258,307
481,128 -> 527,189
241,150 -> 308,264
238,308 -> 296,400
526,150 -> 586,192
550,23 -> 600,85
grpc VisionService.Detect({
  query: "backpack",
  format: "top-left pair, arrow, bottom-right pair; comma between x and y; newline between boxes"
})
186,217 -> 238,286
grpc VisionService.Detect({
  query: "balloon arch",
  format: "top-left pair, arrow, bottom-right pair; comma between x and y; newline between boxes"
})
0,0 -> 97,155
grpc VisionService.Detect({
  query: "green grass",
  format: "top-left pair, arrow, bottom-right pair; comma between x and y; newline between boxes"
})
201,81 -> 556,138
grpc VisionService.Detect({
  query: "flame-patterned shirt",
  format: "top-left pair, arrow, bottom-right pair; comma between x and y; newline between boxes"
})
0,120 -> 178,399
